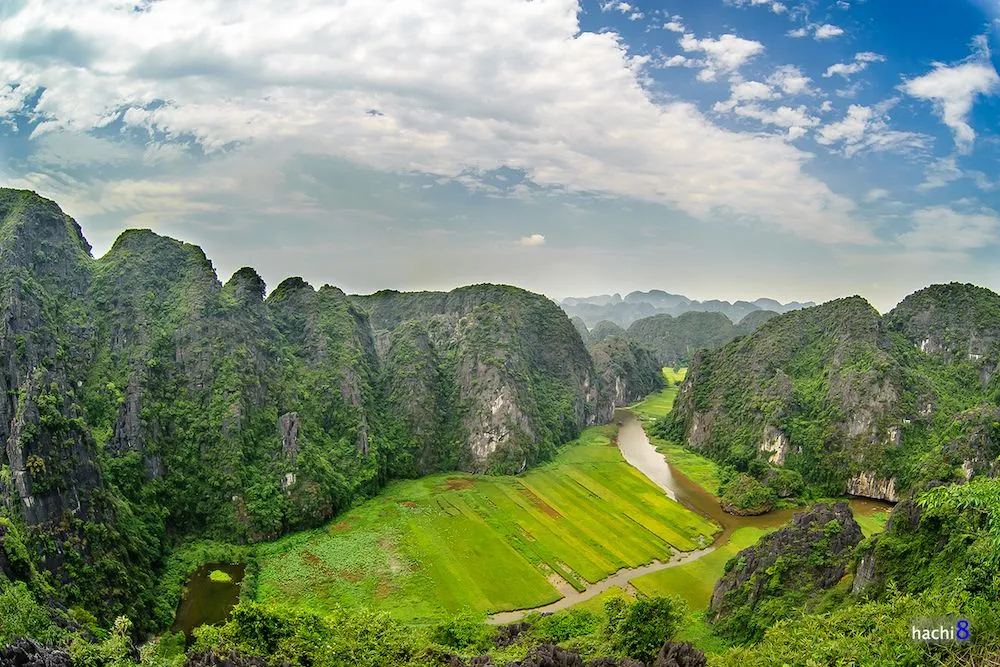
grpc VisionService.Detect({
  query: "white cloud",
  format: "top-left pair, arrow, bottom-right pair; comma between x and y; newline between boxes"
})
0,0 -> 869,245
728,0 -> 787,13
767,65 -> 812,95
900,41 -> 1000,153
813,24 -> 845,40
600,1 -> 633,13
662,54 -> 692,67
663,20 -> 686,33
790,24 -> 846,40
824,52 -> 886,78
731,104 -> 820,130
900,206 -> 1000,251
865,188 -> 889,202
520,233 -> 546,246
817,103 -> 929,157
917,157 -> 963,191
679,32 -> 766,80
730,81 -> 779,103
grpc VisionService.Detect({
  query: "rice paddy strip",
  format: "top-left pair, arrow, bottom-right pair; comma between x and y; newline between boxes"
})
630,526 -> 772,610
254,425 -> 720,624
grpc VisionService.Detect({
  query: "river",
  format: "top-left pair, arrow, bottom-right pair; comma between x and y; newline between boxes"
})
489,408 -> 891,623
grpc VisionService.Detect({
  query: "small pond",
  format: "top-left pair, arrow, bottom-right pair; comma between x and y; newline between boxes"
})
172,562 -> 245,643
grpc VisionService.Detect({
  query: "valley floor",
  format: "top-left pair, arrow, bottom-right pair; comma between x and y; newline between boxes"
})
253,425 -> 719,623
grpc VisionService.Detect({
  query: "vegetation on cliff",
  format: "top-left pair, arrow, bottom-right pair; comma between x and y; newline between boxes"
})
659,286 -> 1000,503
0,190 -> 661,633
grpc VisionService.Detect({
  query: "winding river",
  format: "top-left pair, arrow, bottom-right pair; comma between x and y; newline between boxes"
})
489,408 -> 891,623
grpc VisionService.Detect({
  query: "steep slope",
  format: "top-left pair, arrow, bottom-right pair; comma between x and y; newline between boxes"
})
590,320 -> 626,343
0,189 -> 658,628
588,338 -> 665,409
734,309 -> 779,335
0,191 -> 164,625
570,316 -> 591,346
663,287 -> 1000,500
355,285 -> 603,472
625,312 -> 736,366
710,503 -> 863,643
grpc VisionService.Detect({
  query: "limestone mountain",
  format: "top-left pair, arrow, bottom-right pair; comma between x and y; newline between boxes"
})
660,285 -> 1000,501
625,312 -> 736,367
0,189 -> 661,627
590,320 -> 626,343
710,502 -> 863,643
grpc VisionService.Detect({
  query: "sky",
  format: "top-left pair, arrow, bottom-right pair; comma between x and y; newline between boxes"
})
0,0 -> 998,311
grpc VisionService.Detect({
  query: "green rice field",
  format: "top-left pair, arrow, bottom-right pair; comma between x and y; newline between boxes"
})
631,367 -> 686,420
631,527 -> 770,609
254,425 -> 720,623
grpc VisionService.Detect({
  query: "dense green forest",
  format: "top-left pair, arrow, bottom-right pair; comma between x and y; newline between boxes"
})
659,286 -> 1000,501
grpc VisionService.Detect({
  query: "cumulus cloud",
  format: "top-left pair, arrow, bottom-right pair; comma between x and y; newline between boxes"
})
813,24 -> 845,39
520,233 -> 546,247
767,65 -> 813,95
824,52 -> 886,78
816,103 -> 929,157
0,0 -> 868,244
678,32 -> 766,82
865,188 -> 889,202
900,39 -> 1000,153
789,24 -> 846,40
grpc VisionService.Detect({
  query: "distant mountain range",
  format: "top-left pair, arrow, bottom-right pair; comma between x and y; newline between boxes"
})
561,290 -> 816,329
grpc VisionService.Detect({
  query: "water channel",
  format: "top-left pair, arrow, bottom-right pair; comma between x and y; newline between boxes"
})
489,408 -> 892,623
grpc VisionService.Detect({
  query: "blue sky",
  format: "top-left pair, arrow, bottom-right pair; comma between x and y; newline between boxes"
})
0,0 -> 998,310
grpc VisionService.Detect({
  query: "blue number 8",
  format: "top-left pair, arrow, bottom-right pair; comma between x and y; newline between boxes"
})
956,620 -> 970,641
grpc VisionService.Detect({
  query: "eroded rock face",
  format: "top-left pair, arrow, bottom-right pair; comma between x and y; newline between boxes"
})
651,642 -> 708,667
0,638 -> 73,667
846,472 -> 899,502
852,495 -> 925,597
760,425 -> 790,465
588,338 -> 665,421
710,503 -> 863,624
278,412 -> 300,465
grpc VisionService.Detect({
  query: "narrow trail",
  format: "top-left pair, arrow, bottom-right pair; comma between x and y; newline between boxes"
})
488,408 -> 890,625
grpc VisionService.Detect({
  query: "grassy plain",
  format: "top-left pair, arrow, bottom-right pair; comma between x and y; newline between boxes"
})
631,526 -> 769,609
630,368 -> 685,419
254,426 -> 719,624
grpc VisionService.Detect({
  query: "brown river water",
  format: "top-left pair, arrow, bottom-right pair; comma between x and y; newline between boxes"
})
489,408 -> 892,623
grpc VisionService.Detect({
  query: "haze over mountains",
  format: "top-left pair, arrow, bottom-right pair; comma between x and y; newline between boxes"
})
561,291 -> 816,329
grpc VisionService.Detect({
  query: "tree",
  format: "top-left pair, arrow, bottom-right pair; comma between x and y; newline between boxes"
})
605,595 -> 687,661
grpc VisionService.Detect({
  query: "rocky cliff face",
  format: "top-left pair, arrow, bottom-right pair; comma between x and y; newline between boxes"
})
588,338 -> 665,420
0,189 -> 657,624
355,285 -> 621,473
710,503 -> 863,643
665,288 -> 1000,500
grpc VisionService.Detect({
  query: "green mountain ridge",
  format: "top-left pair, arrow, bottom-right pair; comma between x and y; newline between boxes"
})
0,189 -> 660,627
659,285 -> 1000,501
